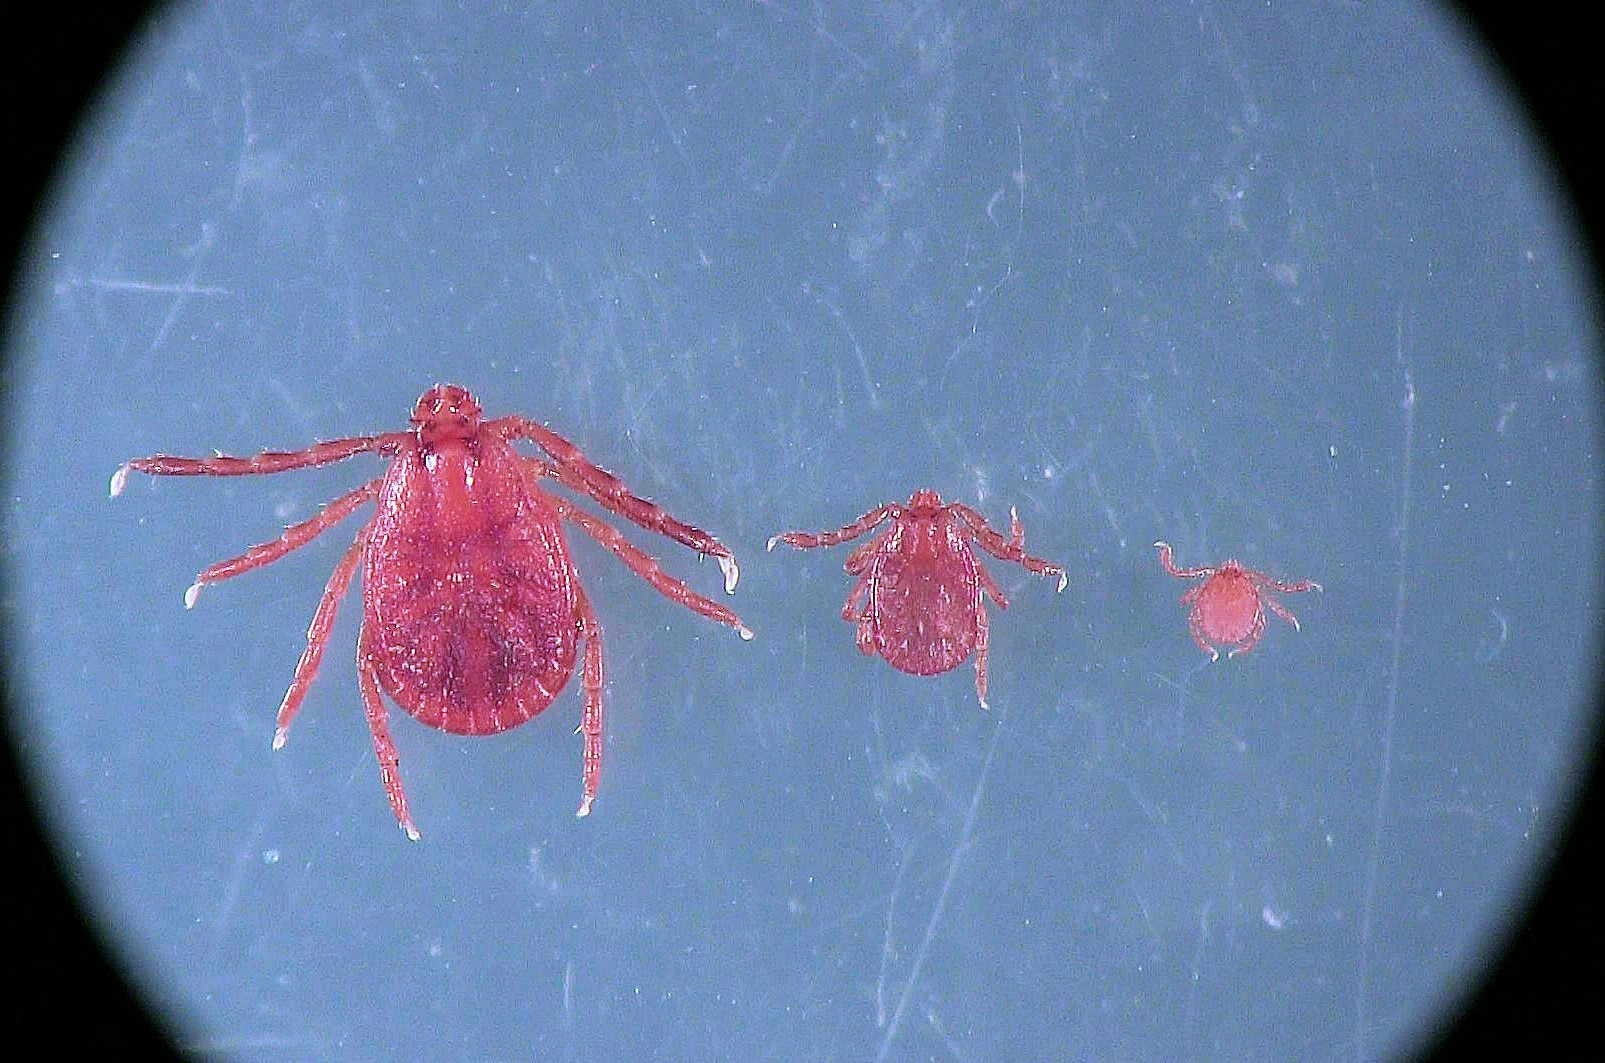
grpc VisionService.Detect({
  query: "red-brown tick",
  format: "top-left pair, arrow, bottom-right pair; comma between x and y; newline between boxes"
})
767,489 -> 1065,707
112,384 -> 751,839
1153,541 -> 1321,660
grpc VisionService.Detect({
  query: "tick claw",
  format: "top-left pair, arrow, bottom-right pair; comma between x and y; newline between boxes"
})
765,534 -> 781,552
271,728 -> 288,750
718,554 -> 739,594
183,582 -> 204,609
109,465 -> 130,497
737,624 -> 755,641
1054,571 -> 1068,593
402,821 -> 421,841
575,795 -> 594,818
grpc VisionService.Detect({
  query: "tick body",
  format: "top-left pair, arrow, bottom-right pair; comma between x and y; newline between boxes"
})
768,489 -> 1065,707
1153,541 -> 1321,660
113,384 -> 750,838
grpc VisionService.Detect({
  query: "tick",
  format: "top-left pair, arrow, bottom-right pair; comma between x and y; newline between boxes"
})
112,383 -> 751,839
767,489 -> 1065,707
1153,541 -> 1322,660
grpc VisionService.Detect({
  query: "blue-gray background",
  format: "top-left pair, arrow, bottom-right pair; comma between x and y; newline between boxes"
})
3,3 -> 1598,1061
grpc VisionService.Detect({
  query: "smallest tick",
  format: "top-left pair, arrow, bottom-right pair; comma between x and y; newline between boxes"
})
1154,541 -> 1322,660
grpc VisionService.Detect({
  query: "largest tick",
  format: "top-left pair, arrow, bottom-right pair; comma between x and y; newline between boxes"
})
112,384 -> 751,839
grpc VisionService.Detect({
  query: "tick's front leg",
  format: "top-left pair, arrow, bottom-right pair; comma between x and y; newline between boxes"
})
110,433 -> 405,495
768,505 -> 897,553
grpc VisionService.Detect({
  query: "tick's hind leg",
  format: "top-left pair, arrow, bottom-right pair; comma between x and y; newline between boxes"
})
1226,608 -> 1268,658
974,606 -> 992,709
574,590 -> 604,818
184,479 -> 380,608
356,632 -> 419,841
1188,611 -> 1221,661
552,495 -> 754,640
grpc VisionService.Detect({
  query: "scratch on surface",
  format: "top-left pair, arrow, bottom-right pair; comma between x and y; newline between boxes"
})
753,0 -> 874,72
809,286 -> 880,410
84,277 -> 231,296
211,815 -> 268,941
875,844 -> 914,1027
874,702 -> 1007,1062
613,8 -> 691,171
1354,303 -> 1414,1062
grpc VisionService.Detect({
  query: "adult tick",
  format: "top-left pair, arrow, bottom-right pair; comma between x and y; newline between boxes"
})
112,384 -> 751,838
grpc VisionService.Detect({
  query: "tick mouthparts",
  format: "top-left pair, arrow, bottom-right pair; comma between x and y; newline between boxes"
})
718,554 -> 740,594
109,465 -> 130,497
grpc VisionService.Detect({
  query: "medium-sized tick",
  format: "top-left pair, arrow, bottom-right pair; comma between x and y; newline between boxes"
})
768,489 -> 1065,707
1153,541 -> 1321,659
112,384 -> 751,838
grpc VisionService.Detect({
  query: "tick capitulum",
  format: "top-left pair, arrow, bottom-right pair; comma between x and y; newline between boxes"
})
113,383 -> 751,839
768,489 -> 1065,707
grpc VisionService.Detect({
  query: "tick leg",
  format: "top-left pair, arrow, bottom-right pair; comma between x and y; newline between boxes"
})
842,530 -> 891,575
854,615 -> 876,657
503,420 -> 742,593
574,590 -> 604,818
551,495 -> 754,640
767,504 -> 896,552
841,580 -> 878,656
956,505 -> 1067,591
1153,541 -> 1215,580
185,479 -> 380,608
1265,595 -> 1304,631
357,633 -> 419,841
110,432 -> 405,496
1261,575 -> 1324,595
977,560 -> 1012,610
272,526 -> 369,747
974,605 -> 991,709
1187,612 -> 1221,661
840,578 -> 870,622
1227,607 -> 1268,658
